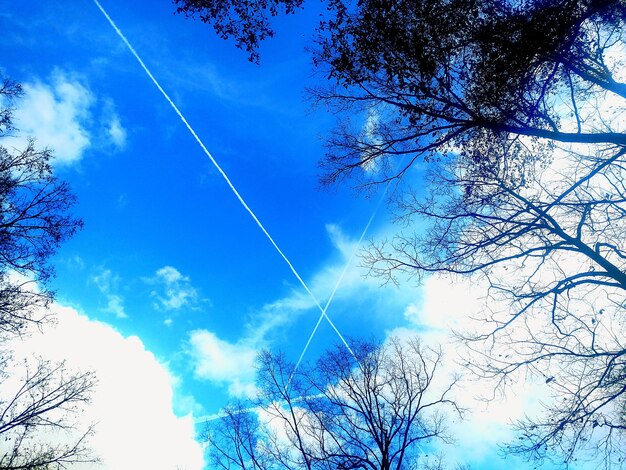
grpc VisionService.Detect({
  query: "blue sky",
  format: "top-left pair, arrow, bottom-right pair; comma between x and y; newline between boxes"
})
0,2 -> 585,469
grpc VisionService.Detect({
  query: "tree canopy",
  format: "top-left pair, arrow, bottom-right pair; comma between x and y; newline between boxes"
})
173,0 -> 305,63
176,0 -> 626,177
0,77 -> 95,469
206,337 -> 462,470
312,0 -> 626,183
177,0 -> 626,465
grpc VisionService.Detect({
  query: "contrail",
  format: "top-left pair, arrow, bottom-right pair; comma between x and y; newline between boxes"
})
92,0 -> 353,354
195,393 -> 324,423
290,181 -> 390,383
195,405 -> 260,423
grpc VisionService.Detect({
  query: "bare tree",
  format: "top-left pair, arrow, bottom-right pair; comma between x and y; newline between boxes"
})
0,76 -> 96,468
206,337 -> 462,470
361,137 -> 626,466
309,1 -> 626,464
0,78 -> 82,334
178,0 -> 626,464
205,401 -> 273,470
0,359 -> 96,469
312,0 -> 626,186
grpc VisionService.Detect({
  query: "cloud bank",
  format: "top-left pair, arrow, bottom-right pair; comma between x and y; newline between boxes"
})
9,304 -> 205,470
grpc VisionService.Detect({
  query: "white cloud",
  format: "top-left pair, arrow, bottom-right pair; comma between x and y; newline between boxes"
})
7,304 -> 205,470
384,274 -> 558,469
404,275 -> 485,333
183,217 -> 557,467
102,294 -> 126,319
184,295 -> 303,397
107,113 -> 127,149
157,266 -> 185,285
148,266 -> 202,312
10,71 -> 129,165
13,72 -> 92,165
325,223 -> 357,258
91,269 -> 127,319
184,294 -> 307,397
100,98 -> 127,151
188,330 -> 258,398
65,254 -> 86,270
246,218 -> 555,467
605,42 -> 626,83
186,223 -> 417,399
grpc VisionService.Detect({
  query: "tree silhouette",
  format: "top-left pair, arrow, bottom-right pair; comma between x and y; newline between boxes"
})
0,77 -> 95,469
176,0 -> 626,464
206,337 -> 462,470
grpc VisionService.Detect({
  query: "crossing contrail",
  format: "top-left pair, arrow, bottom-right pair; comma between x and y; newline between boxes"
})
290,186 -> 389,381
92,0 -> 353,355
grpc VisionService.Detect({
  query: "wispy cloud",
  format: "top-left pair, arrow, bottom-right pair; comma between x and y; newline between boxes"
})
360,108 -> 382,173
186,218 -> 554,470
186,223 -> 418,397
146,266 -> 204,312
11,70 -> 128,165
91,268 -> 127,319
101,98 -> 127,151
184,289 -> 316,397
107,113 -> 126,148
188,330 -> 258,398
